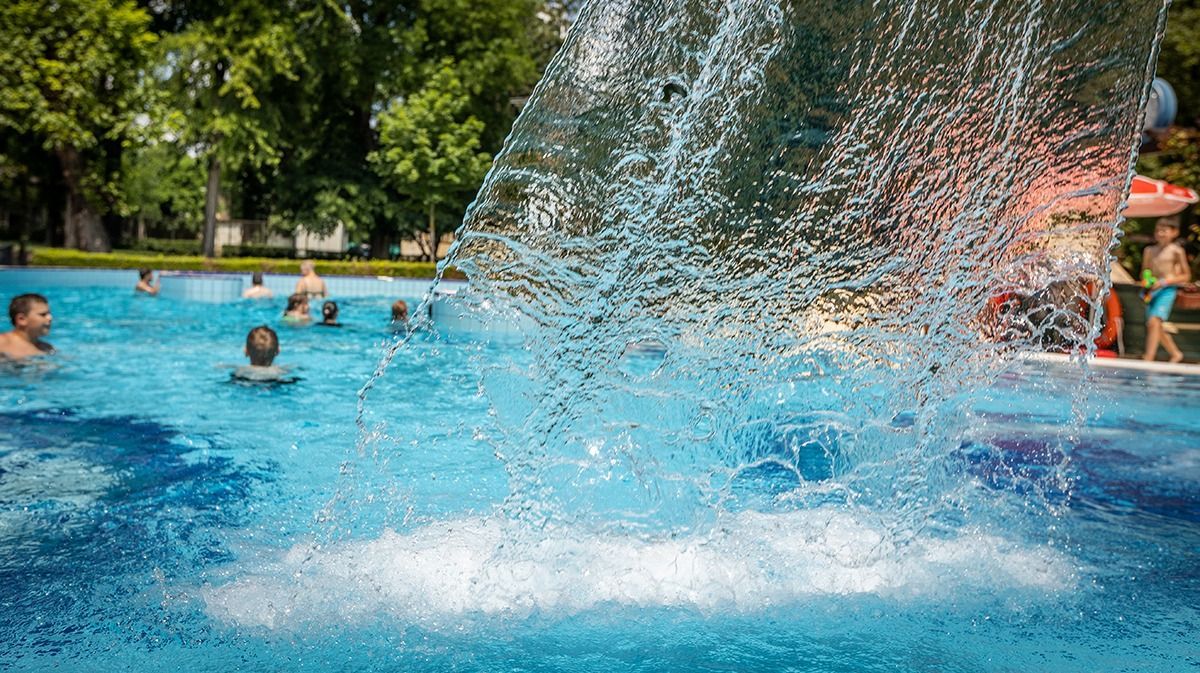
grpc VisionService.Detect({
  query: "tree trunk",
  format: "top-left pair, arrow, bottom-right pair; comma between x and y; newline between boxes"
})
202,153 -> 221,257
428,201 -> 438,262
56,146 -> 111,252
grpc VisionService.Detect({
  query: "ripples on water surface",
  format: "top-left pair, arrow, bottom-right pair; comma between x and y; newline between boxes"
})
4,0 -> 1198,670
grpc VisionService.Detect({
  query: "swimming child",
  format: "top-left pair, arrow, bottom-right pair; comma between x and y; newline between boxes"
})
283,293 -> 312,323
1142,217 -> 1191,363
232,325 -> 288,382
391,299 -> 409,324
242,271 -> 274,299
0,294 -> 54,360
319,300 -> 342,327
135,268 -> 159,295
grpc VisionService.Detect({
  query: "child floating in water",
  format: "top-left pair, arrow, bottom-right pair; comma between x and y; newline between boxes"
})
319,300 -> 342,327
0,293 -> 54,360
1142,217 -> 1191,363
233,325 -> 290,382
283,293 -> 312,324
134,268 -> 159,295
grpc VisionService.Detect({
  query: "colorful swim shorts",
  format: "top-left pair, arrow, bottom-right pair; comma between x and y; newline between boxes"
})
1146,286 -> 1178,322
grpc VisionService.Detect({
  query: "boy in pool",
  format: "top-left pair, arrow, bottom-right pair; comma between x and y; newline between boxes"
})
0,294 -> 54,359
233,325 -> 287,382
242,271 -> 273,299
135,268 -> 159,295
391,299 -> 409,327
1142,217 -> 1191,363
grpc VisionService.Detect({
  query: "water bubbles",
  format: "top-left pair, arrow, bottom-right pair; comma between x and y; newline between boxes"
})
660,79 -> 689,104
617,337 -> 668,378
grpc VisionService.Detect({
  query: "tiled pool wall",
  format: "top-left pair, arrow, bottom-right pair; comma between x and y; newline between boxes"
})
0,267 -> 456,302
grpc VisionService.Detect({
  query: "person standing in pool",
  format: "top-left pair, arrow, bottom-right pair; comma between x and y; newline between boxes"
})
1142,217 -> 1190,363
0,294 -> 54,359
390,299 -> 411,333
242,271 -> 274,299
283,294 -> 312,323
134,268 -> 159,295
318,300 -> 342,327
294,260 -> 327,298
233,325 -> 288,381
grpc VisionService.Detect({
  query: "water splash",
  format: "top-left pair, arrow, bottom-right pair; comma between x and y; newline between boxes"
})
280,0 -> 1177,630
203,510 -> 1074,629
432,0 -> 1168,534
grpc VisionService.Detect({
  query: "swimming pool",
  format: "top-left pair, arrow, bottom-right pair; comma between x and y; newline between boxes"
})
0,274 -> 1197,671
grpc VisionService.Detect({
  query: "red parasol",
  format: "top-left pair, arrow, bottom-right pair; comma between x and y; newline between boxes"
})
1123,174 -> 1199,218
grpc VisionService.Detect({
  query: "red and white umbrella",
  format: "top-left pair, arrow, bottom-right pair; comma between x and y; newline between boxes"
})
1123,174 -> 1199,218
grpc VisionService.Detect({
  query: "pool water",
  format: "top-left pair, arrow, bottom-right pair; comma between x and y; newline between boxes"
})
1,283 -> 1198,672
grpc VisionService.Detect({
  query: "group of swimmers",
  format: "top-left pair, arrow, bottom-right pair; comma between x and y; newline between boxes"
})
2,261 -> 414,384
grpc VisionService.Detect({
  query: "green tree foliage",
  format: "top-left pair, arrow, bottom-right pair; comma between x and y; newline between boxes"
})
1156,0 -> 1200,125
120,142 -> 205,239
371,66 -> 493,260
0,1 -> 560,253
0,0 -> 156,251
268,0 -> 545,249
155,1 -> 303,255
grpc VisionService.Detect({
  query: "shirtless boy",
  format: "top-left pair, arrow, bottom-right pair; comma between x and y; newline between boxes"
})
0,294 -> 54,359
1142,217 -> 1191,363
242,271 -> 273,299
233,325 -> 286,381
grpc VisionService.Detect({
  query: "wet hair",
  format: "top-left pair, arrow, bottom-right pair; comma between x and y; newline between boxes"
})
322,300 -> 339,322
9,293 -> 48,326
245,325 -> 280,366
138,268 -> 153,281
251,271 -> 264,285
284,293 -> 308,315
300,260 -> 316,274
391,299 -> 409,322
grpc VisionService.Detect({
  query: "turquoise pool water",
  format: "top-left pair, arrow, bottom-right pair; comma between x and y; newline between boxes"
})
1,280 -> 1197,672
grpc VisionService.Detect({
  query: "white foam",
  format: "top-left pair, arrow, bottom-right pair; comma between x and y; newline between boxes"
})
202,509 -> 1074,630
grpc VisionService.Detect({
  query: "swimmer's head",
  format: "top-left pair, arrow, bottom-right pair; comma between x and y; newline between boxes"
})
251,271 -> 264,286
285,293 -> 309,316
9,293 -> 51,336
138,268 -> 153,281
391,299 -> 409,322
300,260 -> 316,275
245,325 -> 279,366
322,300 -> 339,322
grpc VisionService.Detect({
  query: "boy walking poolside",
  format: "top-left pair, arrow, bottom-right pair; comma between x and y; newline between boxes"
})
1142,217 -> 1191,363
